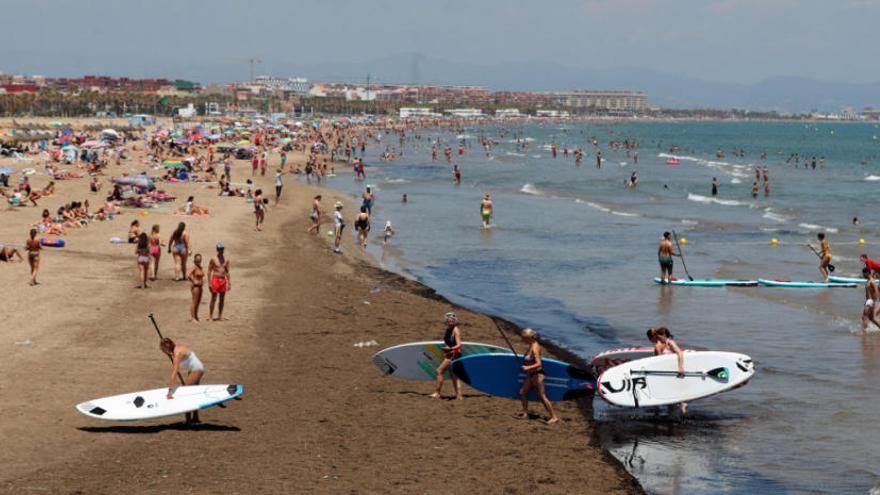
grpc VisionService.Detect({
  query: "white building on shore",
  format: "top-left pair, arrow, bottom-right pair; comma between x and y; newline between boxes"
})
495,108 -> 523,118
399,107 -> 440,119
535,109 -> 570,118
444,108 -> 483,118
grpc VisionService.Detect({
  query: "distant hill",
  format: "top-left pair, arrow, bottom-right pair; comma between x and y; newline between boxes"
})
275,54 -> 880,113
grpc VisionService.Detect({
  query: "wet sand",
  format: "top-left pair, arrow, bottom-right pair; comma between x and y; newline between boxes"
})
0,140 -> 640,493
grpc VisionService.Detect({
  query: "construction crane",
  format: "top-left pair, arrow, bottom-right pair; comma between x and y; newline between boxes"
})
247,57 -> 262,83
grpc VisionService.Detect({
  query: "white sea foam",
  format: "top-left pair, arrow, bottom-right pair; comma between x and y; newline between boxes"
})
385,178 -> 410,184
687,193 -> 746,206
762,208 -> 789,223
798,223 -> 839,233
520,183 -> 542,196
865,175 -> 880,181
731,178 -> 742,184
585,201 -> 611,213
680,219 -> 699,225
611,211 -> 639,217
456,134 -> 475,140
505,151 -> 526,157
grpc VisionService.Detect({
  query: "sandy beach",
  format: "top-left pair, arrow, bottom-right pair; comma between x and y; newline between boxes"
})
0,132 -> 639,494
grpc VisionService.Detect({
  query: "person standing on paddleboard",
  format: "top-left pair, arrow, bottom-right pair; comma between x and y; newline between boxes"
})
658,232 -> 681,284
430,312 -> 463,400
161,338 -> 205,425
648,327 -> 687,414
208,243 -> 230,322
480,193 -> 493,229
862,269 -> 880,331
818,233 -> 832,281
517,328 -> 558,425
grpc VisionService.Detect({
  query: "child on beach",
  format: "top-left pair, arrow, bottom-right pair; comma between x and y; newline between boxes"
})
517,328 -> 558,424
383,220 -> 395,245
188,254 -> 205,323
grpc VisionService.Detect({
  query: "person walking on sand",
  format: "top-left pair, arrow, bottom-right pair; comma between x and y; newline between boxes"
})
274,169 -> 283,205
658,232 -> 681,284
168,222 -> 190,281
333,202 -> 345,254
648,327 -> 687,414
148,224 -> 163,281
430,312 -> 463,400
25,228 -> 41,286
355,205 -> 371,248
187,254 -> 205,323
516,328 -> 558,424
817,232 -> 832,281
160,338 -> 205,425
862,268 -> 880,331
480,193 -> 493,229
135,232 -> 151,289
308,195 -> 322,235
254,189 -> 265,231
208,243 -> 230,321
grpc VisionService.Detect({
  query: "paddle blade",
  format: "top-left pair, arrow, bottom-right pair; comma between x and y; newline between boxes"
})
829,264 -> 836,272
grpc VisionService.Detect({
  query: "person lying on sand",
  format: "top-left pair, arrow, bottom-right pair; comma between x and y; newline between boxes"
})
0,245 -> 23,262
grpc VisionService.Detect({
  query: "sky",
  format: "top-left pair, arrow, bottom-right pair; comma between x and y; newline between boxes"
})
1,0 -> 878,87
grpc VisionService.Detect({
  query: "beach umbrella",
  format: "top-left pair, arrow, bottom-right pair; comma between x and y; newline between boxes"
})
162,160 -> 184,169
61,144 -> 78,151
81,140 -> 107,149
49,121 -> 63,126
236,139 -> 250,146
102,128 -> 119,136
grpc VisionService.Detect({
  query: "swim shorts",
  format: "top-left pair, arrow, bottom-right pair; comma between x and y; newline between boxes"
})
659,256 -> 674,270
210,276 -> 228,294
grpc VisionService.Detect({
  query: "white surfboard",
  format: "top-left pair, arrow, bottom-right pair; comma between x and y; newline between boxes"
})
372,341 -> 510,380
597,351 -> 754,408
76,384 -> 243,421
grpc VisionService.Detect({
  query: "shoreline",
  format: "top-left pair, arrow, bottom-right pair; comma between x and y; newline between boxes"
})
0,139 -> 642,493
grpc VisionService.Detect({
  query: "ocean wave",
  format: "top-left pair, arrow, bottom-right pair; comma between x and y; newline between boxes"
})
865,175 -> 880,181
687,193 -> 746,206
385,178 -> 410,184
731,178 -> 743,184
456,134 -> 475,140
520,183 -> 543,196
798,223 -> 838,233
505,151 -> 526,157
611,211 -> 639,217
762,208 -> 789,223
681,219 -> 699,225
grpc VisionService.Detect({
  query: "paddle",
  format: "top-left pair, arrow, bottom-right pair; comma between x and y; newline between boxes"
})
631,367 -> 729,379
148,313 -> 186,386
806,244 -> 835,272
493,319 -> 521,359
671,230 -> 694,281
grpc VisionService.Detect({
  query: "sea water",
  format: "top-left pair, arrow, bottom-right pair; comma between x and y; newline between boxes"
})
325,121 -> 880,494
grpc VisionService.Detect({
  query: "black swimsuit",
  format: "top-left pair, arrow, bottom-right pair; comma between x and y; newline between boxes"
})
524,349 -> 545,375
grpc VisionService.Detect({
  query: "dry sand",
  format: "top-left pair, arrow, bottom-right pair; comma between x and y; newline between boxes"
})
0,135 -> 641,494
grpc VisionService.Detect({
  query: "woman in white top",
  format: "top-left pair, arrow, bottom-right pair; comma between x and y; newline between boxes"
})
333,202 -> 345,254
160,338 -> 205,425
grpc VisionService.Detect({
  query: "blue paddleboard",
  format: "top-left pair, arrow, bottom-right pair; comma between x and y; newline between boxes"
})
451,353 -> 595,401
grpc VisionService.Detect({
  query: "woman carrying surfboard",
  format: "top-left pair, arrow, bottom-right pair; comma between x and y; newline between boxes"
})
648,327 -> 687,414
517,328 -> 558,425
430,312 -> 463,400
160,338 -> 205,425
